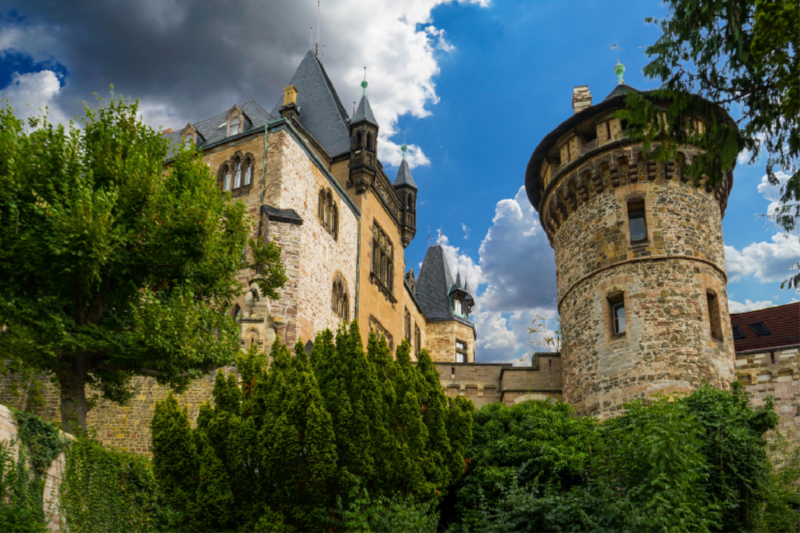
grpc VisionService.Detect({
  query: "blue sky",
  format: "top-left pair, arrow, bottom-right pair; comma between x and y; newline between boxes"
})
1,0 -> 797,363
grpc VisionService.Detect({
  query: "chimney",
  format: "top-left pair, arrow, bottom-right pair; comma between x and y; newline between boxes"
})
572,86 -> 592,114
280,84 -> 300,120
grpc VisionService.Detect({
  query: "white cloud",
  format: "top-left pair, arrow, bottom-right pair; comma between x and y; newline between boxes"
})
471,306 -> 557,364
436,231 -> 484,291
737,132 -> 766,165
728,299 -> 774,313
1,70 -> 68,126
462,223 -> 470,240
0,24 -> 56,62
756,170 -> 795,221
725,233 -> 800,283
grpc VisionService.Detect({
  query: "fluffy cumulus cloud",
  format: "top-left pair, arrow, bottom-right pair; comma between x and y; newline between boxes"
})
437,186 -> 557,363
725,170 -> 800,285
728,299 -> 774,313
1,70 -> 68,125
0,0 -> 488,170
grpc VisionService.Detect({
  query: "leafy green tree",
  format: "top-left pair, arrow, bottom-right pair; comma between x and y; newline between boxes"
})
626,0 -> 800,289
0,96 -> 286,434
151,321 -> 474,532
449,387 -> 798,533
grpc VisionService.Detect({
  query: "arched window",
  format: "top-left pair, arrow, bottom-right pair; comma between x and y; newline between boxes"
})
326,191 -> 333,228
356,131 -> 362,148
230,118 -> 240,136
331,274 -> 349,322
244,159 -> 252,186
222,164 -> 232,191
234,160 -> 243,189
232,304 -> 242,323
318,190 -> 325,221
367,133 -> 373,150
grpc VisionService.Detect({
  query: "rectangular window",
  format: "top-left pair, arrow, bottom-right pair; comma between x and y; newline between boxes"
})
608,292 -> 625,336
456,340 -> 467,363
369,317 -> 393,350
749,322 -> 771,337
732,326 -> 745,340
404,308 -> 411,343
414,324 -> 421,356
371,224 -> 394,294
707,292 -> 722,341
627,198 -> 647,242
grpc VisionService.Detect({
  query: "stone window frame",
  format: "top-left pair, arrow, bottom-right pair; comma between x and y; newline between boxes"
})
414,324 -> 421,356
455,339 -> 468,363
605,289 -> 628,342
217,152 -> 255,193
226,106 -> 246,137
244,327 -> 260,349
370,223 -> 395,301
331,272 -> 349,322
706,289 -> 723,343
404,307 -> 412,343
369,316 -> 393,350
626,196 -> 648,244
317,187 -> 339,240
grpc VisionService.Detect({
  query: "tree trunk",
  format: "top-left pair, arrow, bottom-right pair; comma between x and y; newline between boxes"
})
58,357 -> 88,435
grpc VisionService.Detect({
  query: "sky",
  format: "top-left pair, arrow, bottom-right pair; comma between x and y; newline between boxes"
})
1,0 -> 797,364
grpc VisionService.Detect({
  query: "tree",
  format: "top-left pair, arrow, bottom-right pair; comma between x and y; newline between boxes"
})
526,313 -> 561,360
624,0 -> 800,289
0,96 -> 286,434
151,322 -> 474,532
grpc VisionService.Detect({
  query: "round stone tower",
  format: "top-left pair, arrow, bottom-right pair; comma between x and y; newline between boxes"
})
524,71 -> 736,418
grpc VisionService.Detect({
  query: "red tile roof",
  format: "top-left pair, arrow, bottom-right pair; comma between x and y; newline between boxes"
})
730,302 -> 800,353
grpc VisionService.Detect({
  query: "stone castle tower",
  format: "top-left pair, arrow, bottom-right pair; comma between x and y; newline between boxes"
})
524,65 -> 736,417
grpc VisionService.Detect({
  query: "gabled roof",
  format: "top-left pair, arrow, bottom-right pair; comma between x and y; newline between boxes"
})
602,83 -> 640,102
163,100 -> 275,157
352,94 -> 377,126
731,302 -> 800,353
269,50 -> 352,157
416,245 -> 474,327
393,159 -> 417,189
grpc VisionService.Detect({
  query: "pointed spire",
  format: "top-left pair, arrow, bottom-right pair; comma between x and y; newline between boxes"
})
361,66 -> 368,96
394,137 -> 417,190
464,277 -> 470,293
455,271 -> 462,289
614,60 -> 625,85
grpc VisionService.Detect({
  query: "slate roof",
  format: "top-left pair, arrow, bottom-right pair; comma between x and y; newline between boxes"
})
269,50 -> 352,157
352,94 -> 378,126
393,159 -> 417,189
164,100 -> 275,157
730,302 -> 800,353
261,205 -> 303,226
415,245 -> 474,327
602,83 -> 640,102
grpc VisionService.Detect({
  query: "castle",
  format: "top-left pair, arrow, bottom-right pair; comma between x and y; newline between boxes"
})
1,56 -> 797,451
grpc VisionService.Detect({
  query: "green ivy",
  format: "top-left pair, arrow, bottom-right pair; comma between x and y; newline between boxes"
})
60,437 -> 165,533
0,442 -> 48,533
11,408 -> 67,480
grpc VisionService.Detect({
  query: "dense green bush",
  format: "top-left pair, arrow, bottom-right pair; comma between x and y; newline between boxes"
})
0,443 -> 48,533
151,321 -> 475,532
60,437 -> 164,533
445,384 -> 800,533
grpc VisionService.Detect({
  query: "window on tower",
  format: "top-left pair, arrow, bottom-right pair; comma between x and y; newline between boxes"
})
456,340 -> 467,363
627,198 -> 647,242
706,291 -> 723,341
608,292 -> 625,336
371,224 -> 394,297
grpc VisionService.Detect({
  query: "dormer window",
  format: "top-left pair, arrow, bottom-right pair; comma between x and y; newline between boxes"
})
184,135 -> 193,148
230,118 -> 240,136
454,298 -> 462,315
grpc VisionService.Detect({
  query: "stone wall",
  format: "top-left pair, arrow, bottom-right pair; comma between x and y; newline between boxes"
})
0,403 -> 66,531
738,346 -> 800,441
403,283 -> 428,361
426,320 -> 476,363
432,353 -> 563,409
550,150 -> 734,418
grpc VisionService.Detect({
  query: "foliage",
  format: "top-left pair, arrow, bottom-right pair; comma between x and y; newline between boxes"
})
11,408 -> 66,482
447,386 -> 799,533
0,94 -> 286,433
526,313 -> 561,357
151,322 -> 474,532
334,488 -> 439,533
0,442 -> 48,533
60,436 -> 164,533
628,0 -> 800,289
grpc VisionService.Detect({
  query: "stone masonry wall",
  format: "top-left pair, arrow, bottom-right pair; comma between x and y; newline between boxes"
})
275,130 -> 359,344
738,346 -> 800,441
404,285 -> 428,361
560,258 -> 734,417
426,320 -> 476,363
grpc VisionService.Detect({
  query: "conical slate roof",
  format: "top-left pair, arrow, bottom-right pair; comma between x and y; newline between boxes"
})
270,50 -> 352,157
603,83 -> 640,102
393,159 -> 417,189
352,94 -> 378,126
416,245 -> 473,326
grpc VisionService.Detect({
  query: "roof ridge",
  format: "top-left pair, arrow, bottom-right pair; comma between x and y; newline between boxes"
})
311,52 -> 351,128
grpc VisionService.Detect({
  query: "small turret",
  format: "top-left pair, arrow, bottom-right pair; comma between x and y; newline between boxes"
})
394,136 -> 417,248
449,271 -> 475,318
349,67 -> 379,194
